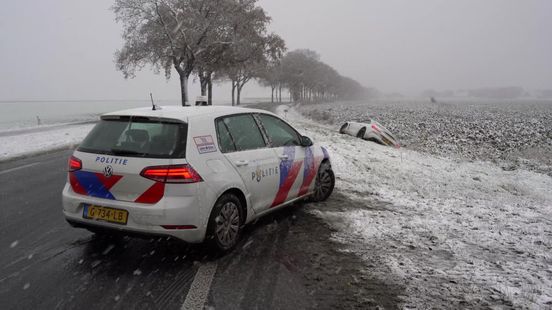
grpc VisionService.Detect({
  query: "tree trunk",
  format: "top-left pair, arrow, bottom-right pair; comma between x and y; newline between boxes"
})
207,75 -> 213,105
231,80 -> 236,106
179,73 -> 190,106
200,74 -> 208,96
271,87 -> 275,103
278,85 -> 282,103
237,84 -> 243,106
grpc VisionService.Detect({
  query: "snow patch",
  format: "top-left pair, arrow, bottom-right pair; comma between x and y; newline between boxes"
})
102,244 -> 116,255
278,104 -> 552,308
90,260 -> 102,268
0,124 -> 94,161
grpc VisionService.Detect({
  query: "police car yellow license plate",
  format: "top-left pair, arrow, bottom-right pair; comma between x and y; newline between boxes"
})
83,204 -> 128,225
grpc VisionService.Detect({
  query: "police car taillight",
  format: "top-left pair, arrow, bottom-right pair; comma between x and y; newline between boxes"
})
68,156 -> 82,172
371,123 -> 381,133
140,164 -> 203,184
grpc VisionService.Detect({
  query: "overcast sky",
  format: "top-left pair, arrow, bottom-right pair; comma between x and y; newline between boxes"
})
1,0 -> 551,101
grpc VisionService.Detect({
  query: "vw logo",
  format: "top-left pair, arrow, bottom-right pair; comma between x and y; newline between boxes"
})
104,165 -> 114,178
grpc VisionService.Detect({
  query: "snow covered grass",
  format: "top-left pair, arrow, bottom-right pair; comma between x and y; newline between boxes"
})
298,99 -> 552,177
277,104 -> 552,309
0,124 -> 94,161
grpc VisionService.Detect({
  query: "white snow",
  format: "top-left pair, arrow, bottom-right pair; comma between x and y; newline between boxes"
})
102,244 -> 116,256
91,260 -> 102,268
0,124 -> 94,161
277,105 -> 552,308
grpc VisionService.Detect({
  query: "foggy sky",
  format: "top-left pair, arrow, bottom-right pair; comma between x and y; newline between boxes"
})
1,0 -> 551,101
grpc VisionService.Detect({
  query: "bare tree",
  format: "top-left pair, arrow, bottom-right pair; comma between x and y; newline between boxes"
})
258,64 -> 280,103
207,0 -> 285,106
113,0 -> 235,106
225,33 -> 285,105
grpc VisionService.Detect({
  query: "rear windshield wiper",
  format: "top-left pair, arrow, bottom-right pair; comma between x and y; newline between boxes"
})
110,149 -> 147,157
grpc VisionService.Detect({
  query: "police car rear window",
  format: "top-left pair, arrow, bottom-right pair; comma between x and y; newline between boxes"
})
78,117 -> 187,158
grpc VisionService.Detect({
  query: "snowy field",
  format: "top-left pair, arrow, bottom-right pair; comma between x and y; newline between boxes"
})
277,104 -> 552,309
298,99 -> 552,177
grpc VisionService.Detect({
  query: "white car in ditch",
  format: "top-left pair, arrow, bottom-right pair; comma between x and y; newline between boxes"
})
62,106 -> 334,251
340,120 -> 400,148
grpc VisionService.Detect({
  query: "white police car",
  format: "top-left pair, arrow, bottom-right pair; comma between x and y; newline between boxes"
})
62,106 -> 334,251
339,121 -> 400,148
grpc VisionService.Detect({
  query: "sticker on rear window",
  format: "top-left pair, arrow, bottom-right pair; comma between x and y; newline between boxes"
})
194,135 -> 217,154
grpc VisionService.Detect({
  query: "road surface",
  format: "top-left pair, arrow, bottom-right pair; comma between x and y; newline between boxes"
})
0,149 -> 400,309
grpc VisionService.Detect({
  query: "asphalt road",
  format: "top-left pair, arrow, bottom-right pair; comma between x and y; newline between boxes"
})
0,150 -> 302,310
0,149 -> 401,310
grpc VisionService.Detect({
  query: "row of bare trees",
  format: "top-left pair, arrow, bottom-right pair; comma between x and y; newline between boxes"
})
259,49 -> 376,103
113,0 -> 371,106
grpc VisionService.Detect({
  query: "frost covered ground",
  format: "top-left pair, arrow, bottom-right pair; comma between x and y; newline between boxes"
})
298,99 -> 552,177
0,124 -> 94,161
277,104 -> 552,309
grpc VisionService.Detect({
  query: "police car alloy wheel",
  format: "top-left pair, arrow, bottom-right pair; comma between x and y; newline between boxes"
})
208,193 -> 242,251
312,162 -> 335,202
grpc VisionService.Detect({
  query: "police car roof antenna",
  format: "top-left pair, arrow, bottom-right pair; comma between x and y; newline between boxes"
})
150,93 -> 157,111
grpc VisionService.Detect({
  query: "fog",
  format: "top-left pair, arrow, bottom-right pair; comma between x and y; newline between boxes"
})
1,0 -> 551,100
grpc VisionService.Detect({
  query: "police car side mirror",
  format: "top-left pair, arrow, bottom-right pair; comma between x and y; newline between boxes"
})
300,136 -> 313,147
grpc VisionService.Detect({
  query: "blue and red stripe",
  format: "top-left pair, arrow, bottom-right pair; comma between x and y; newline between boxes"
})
70,171 -> 122,200
271,147 -> 303,207
298,147 -> 317,196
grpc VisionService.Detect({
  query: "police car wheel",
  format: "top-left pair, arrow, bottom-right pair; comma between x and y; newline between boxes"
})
339,123 -> 348,134
356,127 -> 367,139
207,194 -> 242,251
312,162 -> 335,202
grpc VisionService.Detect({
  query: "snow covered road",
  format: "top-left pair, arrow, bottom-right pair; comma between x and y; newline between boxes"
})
277,105 -> 552,309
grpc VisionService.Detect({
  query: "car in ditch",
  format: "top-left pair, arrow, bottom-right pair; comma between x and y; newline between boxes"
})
62,106 -> 335,251
339,120 -> 400,148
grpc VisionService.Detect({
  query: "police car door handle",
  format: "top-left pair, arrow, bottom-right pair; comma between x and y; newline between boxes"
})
278,155 -> 289,160
235,160 -> 249,167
